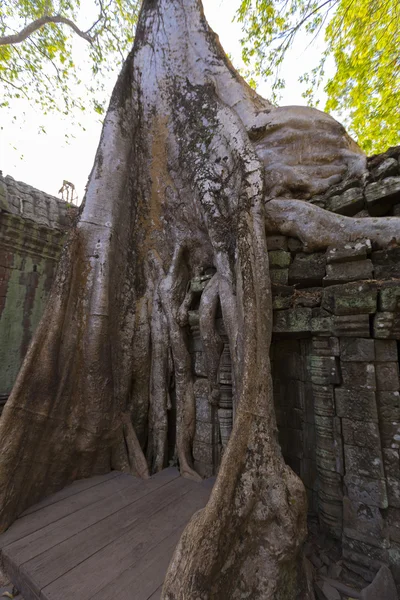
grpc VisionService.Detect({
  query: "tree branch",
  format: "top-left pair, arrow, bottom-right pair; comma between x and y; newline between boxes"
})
0,15 -> 94,46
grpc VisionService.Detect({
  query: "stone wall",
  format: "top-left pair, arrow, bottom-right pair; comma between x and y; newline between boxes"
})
188,146 -> 400,586
0,172 -> 73,410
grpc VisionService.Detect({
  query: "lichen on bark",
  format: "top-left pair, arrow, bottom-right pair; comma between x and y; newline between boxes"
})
0,0 -> 399,598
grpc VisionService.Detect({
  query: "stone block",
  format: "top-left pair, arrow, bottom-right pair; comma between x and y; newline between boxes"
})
308,355 -> 341,385
266,235 -> 288,250
341,362 -> 376,390
375,363 -> 399,391
327,187 -> 364,216
273,308 -> 312,336
311,337 -> 340,357
317,468 -> 342,501
375,340 -> 398,362
335,388 -> 378,420
316,447 -> 337,472
322,281 -> 377,315
324,260 -> 373,285
360,565 -> 398,600
312,384 -> 335,417
189,274 -> 212,293
340,338 -> 375,362
371,157 -> 399,180
382,449 -> 400,478
193,440 -> 214,464
377,391 -> 400,423
326,239 -> 371,264
194,421 -> 214,444
311,310 -> 333,336
342,420 -> 380,447
194,378 -> 212,422
288,252 -> 326,287
372,248 -> 400,279
272,294 -> 292,310
380,282 -> 400,312
365,177 -> 400,215
344,445 -> 384,479
380,422 -> 400,450
293,288 -> 322,308
270,268 -> 289,285
343,497 -> 386,540
288,237 -> 303,252
373,312 -> 400,339
268,249 -> 291,268
345,474 -> 388,508
193,351 -> 206,377
334,314 -> 371,338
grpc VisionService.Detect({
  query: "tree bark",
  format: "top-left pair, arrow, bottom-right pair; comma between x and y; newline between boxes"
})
0,0 -> 399,598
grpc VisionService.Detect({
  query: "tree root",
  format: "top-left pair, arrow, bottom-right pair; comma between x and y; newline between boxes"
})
266,198 -> 400,250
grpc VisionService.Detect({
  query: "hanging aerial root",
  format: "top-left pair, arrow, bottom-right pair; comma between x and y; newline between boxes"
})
121,413 -> 150,479
266,198 -> 400,250
149,248 -> 201,482
199,274 -> 223,406
147,287 -> 170,473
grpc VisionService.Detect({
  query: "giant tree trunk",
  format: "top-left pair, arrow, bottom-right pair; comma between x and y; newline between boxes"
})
1,0 -> 399,598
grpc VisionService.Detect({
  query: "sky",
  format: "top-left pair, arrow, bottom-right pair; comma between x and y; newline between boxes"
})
0,0 -> 332,203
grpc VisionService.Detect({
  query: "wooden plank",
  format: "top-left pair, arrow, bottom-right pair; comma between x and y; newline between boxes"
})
40,480 -> 209,600
148,588 -> 162,600
92,525 -> 184,600
21,472 -> 120,517
0,473 -> 133,550
24,476 -> 193,598
3,468 -> 180,569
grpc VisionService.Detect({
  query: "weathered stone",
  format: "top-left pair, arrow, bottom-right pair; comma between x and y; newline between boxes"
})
335,388 -> 378,420
375,339 -> 398,362
311,337 -> 340,357
324,260 -> 373,285
322,281 -> 377,315
268,249 -> 291,268
344,445 -> 384,479
341,362 -> 376,390
293,288 -> 322,308
312,384 -> 335,417
287,237 -> 303,252
272,294 -> 292,310
373,312 -> 400,339
375,363 -> 399,391
273,308 -> 312,336
327,187 -> 364,216
342,420 -> 380,448
371,158 -> 399,180
194,421 -> 214,443
308,355 -> 340,385
373,248 -> 400,279
380,422 -> 400,449
343,497 -> 386,541
335,314 -> 371,339
377,391 -> 400,424
326,239 -> 371,264
360,565 -> 399,600
193,351 -> 206,377
266,235 -> 288,250
345,474 -> 388,508
194,378 -> 212,422
315,580 -> 341,600
192,440 -> 214,464
190,274 -> 213,293
311,309 -> 333,336
340,338 -> 375,362
269,268 -> 289,285
380,282 -> 400,311
382,449 -> 400,478
289,253 -> 326,287
365,177 -> 400,216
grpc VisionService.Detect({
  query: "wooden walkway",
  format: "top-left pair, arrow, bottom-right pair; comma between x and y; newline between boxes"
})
0,468 -> 212,600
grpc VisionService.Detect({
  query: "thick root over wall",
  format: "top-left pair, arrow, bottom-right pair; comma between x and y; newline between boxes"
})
0,0 -> 399,598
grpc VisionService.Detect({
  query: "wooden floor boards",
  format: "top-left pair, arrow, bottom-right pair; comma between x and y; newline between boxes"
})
0,468 -> 212,600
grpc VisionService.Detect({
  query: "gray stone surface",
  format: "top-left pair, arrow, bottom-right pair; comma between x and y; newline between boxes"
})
324,260 -> 373,285
327,187 -> 364,216
326,239 -> 371,264
340,338 -> 375,362
289,253 -> 326,287
365,177 -> 400,216
371,158 -> 399,180
372,248 -> 400,280
322,282 -> 377,315
360,565 -> 398,600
